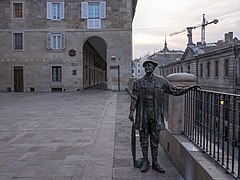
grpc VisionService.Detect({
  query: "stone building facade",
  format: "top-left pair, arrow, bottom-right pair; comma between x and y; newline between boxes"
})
0,0 -> 138,92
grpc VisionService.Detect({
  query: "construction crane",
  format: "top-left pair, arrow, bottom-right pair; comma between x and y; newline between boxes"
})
169,14 -> 218,45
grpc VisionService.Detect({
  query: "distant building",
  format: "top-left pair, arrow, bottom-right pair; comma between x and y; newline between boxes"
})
150,39 -> 184,71
132,58 -> 141,77
160,32 -> 240,94
0,0 -> 138,92
133,39 -> 184,77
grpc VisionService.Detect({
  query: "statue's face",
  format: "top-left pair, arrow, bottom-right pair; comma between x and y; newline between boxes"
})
144,62 -> 155,74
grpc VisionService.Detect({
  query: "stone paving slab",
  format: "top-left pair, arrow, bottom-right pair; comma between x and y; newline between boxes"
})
0,91 -> 183,180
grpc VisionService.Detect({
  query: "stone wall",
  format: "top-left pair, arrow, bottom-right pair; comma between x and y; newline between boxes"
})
0,0 -> 134,92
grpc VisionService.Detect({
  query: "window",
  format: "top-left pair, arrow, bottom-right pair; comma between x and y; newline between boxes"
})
215,61 -> 219,77
52,34 -> 61,49
13,3 -> 23,18
200,63 -> 203,78
52,66 -> 62,82
13,33 -> 23,50
52,3 -> 61,19
47,2 -> 64,20
72,70 -> 77,76
207,62 -> 210,78
187,65 -> 190,73
89,3 -> 100,19
224,59 -> 229,77
81,1 -> 106,29
46,33 -> 65,50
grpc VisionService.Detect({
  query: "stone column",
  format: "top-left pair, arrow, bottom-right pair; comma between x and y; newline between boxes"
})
166,73 -> 197,134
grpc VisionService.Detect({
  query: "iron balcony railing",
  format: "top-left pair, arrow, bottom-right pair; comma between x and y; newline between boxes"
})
184,89 -> 240,179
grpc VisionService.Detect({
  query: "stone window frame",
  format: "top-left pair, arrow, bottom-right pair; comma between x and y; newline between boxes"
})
12,31 -> 24,51
12,1 -> 24,19
81,1 -> 106,29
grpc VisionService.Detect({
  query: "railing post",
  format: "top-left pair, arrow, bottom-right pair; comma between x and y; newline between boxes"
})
166,73 -> 197,134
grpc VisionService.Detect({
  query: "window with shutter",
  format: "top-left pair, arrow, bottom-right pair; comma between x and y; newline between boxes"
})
81,1 -> 106,29
47,2 -> 64,20
61,33 -> 65,50
47,2 -> 52,19
46,32 -> 65,51
100,1 -> 106,19
46,33 -> 52,50
81,2 -> 88,19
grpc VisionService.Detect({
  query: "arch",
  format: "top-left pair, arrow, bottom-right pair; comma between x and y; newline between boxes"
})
82,36 -> 108,89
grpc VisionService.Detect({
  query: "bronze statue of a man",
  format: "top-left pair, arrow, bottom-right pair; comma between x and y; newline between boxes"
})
129,60 -> 199,173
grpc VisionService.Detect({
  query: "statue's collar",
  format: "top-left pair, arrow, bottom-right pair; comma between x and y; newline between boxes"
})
144,73 -> 155,81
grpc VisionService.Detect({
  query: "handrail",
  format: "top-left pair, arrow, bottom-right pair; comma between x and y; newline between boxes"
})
184,89 -> 240,179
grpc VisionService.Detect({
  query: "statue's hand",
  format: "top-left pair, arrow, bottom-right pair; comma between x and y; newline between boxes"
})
129,110 -> 134,122
189,85 -> 201,90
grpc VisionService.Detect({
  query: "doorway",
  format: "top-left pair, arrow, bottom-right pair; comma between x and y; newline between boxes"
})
83,36 -> 107,89
14,66 -> 24,92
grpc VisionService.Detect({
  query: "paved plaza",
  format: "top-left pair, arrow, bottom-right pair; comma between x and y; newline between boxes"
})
0,91 -> 183,180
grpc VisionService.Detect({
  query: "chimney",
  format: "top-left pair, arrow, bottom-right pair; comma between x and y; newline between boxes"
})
225,33 -> 229,43
197,42 -> 203,46
225,32 -> 234,43
229,32 -> 233,43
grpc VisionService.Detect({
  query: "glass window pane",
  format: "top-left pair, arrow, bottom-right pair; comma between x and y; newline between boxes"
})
52,66 -> 62,82
88,3 -> 100,19
13,33 -> 23,50
52,3 -> 60,19
52,36 -> 56,49
13,3 -> 23,18
57,36 -> 61,49
52,34 -> 61,50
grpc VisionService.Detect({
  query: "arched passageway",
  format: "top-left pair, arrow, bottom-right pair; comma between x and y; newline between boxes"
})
82,37 -> 107,89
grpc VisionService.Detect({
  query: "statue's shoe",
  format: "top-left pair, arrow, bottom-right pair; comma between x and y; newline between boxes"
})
141,160 -> 149,172
152,163 -> 165,173
135,158 -> 150,168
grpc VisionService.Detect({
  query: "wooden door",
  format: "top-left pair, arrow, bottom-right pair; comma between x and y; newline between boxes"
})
14,66 -> 23,92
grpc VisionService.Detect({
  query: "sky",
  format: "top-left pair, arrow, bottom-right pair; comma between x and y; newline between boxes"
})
133,0 -> 240,59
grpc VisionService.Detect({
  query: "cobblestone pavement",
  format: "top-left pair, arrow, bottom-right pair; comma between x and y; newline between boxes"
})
0,91 -> 183,180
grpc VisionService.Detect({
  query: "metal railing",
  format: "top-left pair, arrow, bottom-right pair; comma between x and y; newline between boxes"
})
184,89 -> 240,179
